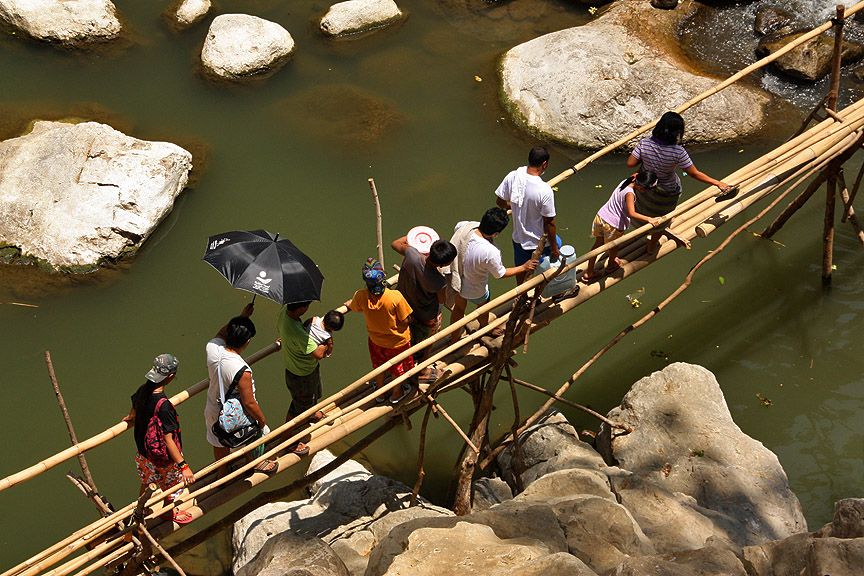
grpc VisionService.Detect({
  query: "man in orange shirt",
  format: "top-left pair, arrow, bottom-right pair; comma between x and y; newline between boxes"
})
345,258 -> 415,403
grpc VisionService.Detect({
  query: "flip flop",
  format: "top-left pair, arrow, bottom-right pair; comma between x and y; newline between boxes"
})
172,509 -> 194,525
418,365 -> 440,384
290,442 -> 310,456
390,382 -> 413,404
253,459 -> 279,475
310,410 -> 326,423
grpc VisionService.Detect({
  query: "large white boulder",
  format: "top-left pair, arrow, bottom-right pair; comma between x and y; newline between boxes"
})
499,0 -> 770,147
320,0 -> 403,37
172,0 -> 210,28
0,0 -> 121,44
0,121 -> 192,271
201,14 -> 294,79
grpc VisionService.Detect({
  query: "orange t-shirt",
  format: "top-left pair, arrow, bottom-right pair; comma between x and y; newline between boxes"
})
348,288 -> 413,348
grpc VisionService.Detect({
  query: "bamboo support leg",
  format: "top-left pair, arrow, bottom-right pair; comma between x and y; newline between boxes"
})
839,186 -> 864,246
510,377 -> 629,431
843,158 -> 864,222
761,173 -> 828,238
823,175 -> 837,284
45,351 -> 98,493
410,404 -> 433,507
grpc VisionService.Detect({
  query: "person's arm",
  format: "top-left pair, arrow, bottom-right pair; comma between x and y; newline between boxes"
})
495,196 -> 510,210
122,408 -> 135,424
543,216 -> 559,261
237,372 -> 266,429
625,192 -> 662,227
164,434 -> 194,484
684,165 -> 730,191
391,235 -> 409,255
310,343 -> 328,360
502,259 -> 537,278
626,154 -> 640,168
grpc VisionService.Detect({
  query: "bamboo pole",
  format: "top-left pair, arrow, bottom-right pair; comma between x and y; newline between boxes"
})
839,181 -> 864,245
369,177 -> 385,268
510,377 -> 627,430
44,351 -> 97,493
138,527 -> 187,576
410,404 -> 433,506
823,5 -> 846,285
429,400 -> 478,454
546,0 -> 864,188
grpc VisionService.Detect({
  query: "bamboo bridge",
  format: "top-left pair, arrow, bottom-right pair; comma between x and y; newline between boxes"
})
4,4 -> 864,575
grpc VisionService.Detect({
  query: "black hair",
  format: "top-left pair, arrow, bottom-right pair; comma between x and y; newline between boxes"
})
226,315 -> 256,348
652,111 -> 685,145
285,301 -> 312,312
323,310 -> 344,332
528,146 -> 550,167
479,207 -> 510,236
621,167 -> 658,190
132,381 -> 158,418
428,240 -> 457,266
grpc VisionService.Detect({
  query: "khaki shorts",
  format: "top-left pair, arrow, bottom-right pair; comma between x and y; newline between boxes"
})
591,215 -> 624,243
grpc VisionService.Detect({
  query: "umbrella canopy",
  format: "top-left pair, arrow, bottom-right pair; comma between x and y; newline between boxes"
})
203,230 -> 324,305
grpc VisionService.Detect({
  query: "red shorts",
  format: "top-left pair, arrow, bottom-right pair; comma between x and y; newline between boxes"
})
368,339 -> 414,378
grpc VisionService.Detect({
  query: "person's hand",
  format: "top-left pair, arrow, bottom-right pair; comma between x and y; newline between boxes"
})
524,258 -> 539,272
180,464 -> 195,485
242,302 -> 254,317
649,218 -> 662,228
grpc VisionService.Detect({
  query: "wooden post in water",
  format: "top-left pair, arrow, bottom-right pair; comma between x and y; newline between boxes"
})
45,351 -> 98,493
368,177 -> 385,268
822,5 -> 845,284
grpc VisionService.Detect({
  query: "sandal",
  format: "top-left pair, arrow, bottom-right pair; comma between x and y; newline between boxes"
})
290,442 -> 310,456
390,382 -> 414,404
310,410 -> 326,423
172,509 -> 194,525
253,459 -> 279,474
418,365 -> 440,384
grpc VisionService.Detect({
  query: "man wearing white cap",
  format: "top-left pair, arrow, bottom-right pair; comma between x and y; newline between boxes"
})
391,227 -> 457,381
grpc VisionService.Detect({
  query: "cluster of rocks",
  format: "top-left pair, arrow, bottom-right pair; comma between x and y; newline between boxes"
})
227,363 -> 863,576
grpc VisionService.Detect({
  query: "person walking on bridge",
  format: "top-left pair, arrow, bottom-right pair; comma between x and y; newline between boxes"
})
495,146 -> 561,283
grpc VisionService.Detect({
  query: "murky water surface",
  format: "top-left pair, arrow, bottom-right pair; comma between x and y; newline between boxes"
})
1,0 -> 862,569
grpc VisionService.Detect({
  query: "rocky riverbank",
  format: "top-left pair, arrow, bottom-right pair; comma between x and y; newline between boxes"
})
216,363 -> 863,575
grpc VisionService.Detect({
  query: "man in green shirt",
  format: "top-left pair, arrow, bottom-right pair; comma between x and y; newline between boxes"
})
277,301 -> 329,454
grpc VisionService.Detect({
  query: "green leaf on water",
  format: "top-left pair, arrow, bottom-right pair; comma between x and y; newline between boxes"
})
718,276 -> 725,285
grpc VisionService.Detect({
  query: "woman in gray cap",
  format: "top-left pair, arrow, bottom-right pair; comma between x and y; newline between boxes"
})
125,353 -> 195,524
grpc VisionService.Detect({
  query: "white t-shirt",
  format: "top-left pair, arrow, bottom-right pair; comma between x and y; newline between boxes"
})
307,316 -> 331,345
460,233 -> 506,300
205,338 -> 256,448
495,166 -> 556,250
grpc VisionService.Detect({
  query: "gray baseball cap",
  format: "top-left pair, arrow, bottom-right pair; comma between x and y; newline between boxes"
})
145,354 -> 179,383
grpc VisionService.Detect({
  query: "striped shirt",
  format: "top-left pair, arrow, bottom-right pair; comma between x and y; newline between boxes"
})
631,136 -> 693,193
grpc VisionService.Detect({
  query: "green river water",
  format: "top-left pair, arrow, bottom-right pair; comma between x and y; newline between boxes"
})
1,0 -> 862,570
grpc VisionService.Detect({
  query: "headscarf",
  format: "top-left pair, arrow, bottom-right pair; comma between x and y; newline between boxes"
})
362,258 -> 386,296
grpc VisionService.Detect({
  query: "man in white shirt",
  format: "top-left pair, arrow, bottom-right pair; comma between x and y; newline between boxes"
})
495,146 -> 560,283
449,207 -> 537,342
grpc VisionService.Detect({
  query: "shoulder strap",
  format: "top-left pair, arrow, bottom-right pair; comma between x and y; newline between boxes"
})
225,365 -> 250,398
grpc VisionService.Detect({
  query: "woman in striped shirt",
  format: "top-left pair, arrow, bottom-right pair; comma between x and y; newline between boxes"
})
626,111 -> 731,218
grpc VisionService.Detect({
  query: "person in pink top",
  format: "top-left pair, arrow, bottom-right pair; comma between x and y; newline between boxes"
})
583,169 -> 662,281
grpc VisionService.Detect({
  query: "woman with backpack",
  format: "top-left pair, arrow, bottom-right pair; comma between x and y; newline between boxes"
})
125,353 -> 195,524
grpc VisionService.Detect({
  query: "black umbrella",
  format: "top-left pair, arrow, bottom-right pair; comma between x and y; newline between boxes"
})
203,230 -> 324,305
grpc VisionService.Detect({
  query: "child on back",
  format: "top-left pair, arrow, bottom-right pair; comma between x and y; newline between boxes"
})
584,169 -> 662,281
345,259 -> 415,404
303,310 -> 344,358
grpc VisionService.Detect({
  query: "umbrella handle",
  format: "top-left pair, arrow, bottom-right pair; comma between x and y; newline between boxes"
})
251,294 -> 256,305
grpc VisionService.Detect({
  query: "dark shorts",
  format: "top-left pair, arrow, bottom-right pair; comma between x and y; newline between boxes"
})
285,365 -> 322,419
513,235 -> 563,266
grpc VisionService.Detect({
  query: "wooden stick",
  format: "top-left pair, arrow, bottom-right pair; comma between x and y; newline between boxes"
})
822,5 -> 846,285
369,177 -> 385,268
431,399 -> 478,454
410,404 -> 433,506
839,181 -> 864,246
510,377 -> 627,430
138,527 -> 186,576
504,364 -> 524,494
44,351 -> 97,493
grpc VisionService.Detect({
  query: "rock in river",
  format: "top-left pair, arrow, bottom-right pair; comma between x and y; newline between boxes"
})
320,0 -> 403,37
172,0 -> 210,28
499,0 -> 769,147
201,14 -> 294,79
0,121 -> 192,272
0,0 -> 121,44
